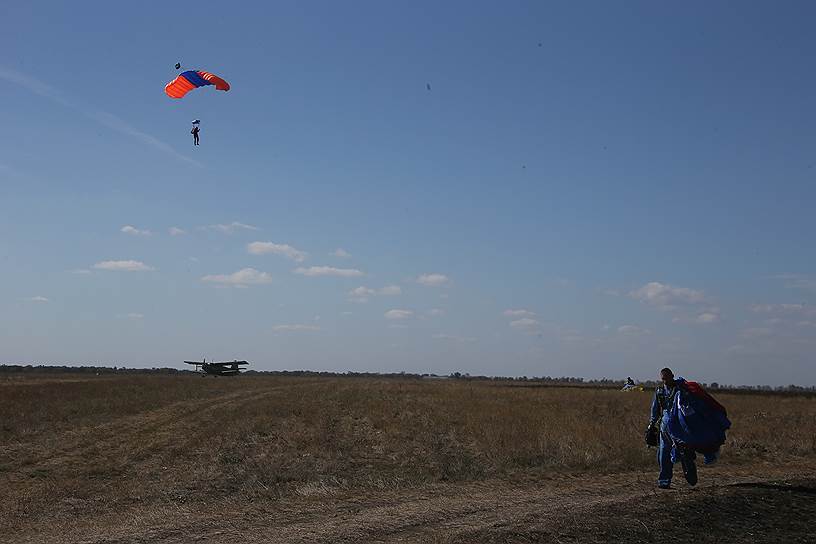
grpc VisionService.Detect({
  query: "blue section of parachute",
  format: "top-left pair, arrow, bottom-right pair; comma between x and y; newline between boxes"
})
181,70 -> 211,88
665,378 -> 731,454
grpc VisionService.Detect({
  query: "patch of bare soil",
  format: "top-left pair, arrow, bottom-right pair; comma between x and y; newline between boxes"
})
7,463 -> 814,544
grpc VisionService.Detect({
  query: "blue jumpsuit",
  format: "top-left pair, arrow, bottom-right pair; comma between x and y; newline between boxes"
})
650,383 -> 697,487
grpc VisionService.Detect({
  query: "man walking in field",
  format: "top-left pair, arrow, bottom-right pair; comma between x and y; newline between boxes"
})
648,367 -> 698,489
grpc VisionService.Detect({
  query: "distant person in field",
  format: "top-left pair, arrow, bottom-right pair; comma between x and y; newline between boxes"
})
191,125 -> 200,146
648,367 -> 698,489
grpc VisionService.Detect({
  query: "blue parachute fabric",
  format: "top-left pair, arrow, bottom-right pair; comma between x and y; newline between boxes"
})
665,378 -> 731,454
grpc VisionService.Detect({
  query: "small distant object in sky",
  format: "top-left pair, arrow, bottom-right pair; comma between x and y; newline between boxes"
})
426,83 -> 431,91
175,62 -> 181,70
192,119 -> 200,125
538,42 -> 542,47
522,165 -> 526,169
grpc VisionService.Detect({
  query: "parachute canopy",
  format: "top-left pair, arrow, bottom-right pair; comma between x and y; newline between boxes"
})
665,378 -> 731,454
165,70 -> 230,99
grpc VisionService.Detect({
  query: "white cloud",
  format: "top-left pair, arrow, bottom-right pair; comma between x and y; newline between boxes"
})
93,260 -> 155,272
417,273 -> 450,287
696,312 -> 720,324
248,241 -> 307,262
428,308 -> 445,316
26,296 -> 49,303
601,324 -> 611,331
121,225 -> 152,236
510,318 -> 540,329
204,222 -> 260,234
503,309 -> 536,318
348,285 -> 401,302
295,266 -> 364,278
169,227 -> 186,236
385,309 -> 414,320
331,248 -> 351,258
201,268 -> 272,287
751,303 -> 810,315
773,274 -> 816,293
629,282 -> 705,310
272,324 -> 321,332
432,333 -> 476,342
617,325 -> 651,335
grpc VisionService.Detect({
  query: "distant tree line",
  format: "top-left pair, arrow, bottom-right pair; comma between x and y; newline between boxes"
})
1,364 -> 813,393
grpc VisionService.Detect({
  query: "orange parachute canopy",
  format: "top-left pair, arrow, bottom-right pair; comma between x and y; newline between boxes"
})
165,70 -> 230,99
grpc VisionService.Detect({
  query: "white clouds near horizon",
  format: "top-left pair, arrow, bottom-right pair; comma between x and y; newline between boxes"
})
93,260 -> 155,272
295,266 -> 364,278
385,309 -> 413,320
201,268 -> 272,287
248,242 -> 307,262
417,273 -> 449,287
272,324 -> 321,332
121,225 -> 152,236
348,285 -> 401,302
503,309 -> 536,318
202,222 -> 260,234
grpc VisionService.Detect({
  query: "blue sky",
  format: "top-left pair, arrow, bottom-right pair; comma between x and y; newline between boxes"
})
2,1 -> 814,385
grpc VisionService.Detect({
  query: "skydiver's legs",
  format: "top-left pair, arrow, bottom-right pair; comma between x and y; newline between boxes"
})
657,430 -> 673,488
679,446 -> 698,486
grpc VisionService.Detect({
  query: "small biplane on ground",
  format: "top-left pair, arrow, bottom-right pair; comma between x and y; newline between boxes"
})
184,359 -> 249,376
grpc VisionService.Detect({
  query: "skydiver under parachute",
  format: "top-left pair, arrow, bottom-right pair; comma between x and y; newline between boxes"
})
165,70 -> 229,144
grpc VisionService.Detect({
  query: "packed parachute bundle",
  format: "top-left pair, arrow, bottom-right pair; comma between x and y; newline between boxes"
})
664,378 -> 731,454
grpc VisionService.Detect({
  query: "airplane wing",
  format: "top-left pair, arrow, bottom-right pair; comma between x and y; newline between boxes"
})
212,360 -> 249,366
183,361 -> 203,365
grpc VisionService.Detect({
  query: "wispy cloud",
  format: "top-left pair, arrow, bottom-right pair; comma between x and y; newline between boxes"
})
503,309 -> 536,318
428,308 -> 445,316
248,242 -> 307,262
331,248 -> 351,258
772,274 -> 816,293
348,285 -> 401,302
294,266 -> 364,278
629,282 -> 705,310
417,273 -> 450,287
385,309 -> 414,320
201,268 -> 272,287
117,313 -> 144,319
272,324 -> 321,332
93,260 -> 155,272
510,317 -> 540,329
121,225 -> 152,236
432,333 -> 476,342
629,281 -> 721,324
26,296 -> 49,303
202,222 -> 260,234
168,227 -> 186,236
68,268 -> 92,275
617,325 -> 651,335
0,67 -> 201,166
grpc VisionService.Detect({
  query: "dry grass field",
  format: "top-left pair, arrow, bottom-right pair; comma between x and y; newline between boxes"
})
1,373 -> 815,543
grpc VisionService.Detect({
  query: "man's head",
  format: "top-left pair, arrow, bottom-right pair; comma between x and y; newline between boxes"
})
660,367 -> 674,386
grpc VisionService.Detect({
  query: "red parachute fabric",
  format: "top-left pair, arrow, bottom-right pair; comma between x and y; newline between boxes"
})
680,381 -> 728,416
